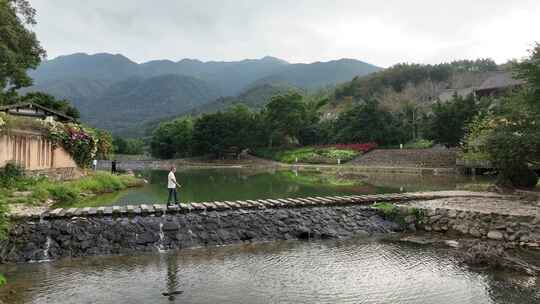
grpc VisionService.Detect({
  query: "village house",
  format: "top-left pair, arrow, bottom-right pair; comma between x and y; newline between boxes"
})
0,102 -> 78,179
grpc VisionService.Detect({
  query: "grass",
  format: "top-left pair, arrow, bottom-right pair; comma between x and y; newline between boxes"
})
2,172 -> 144,206
253,146 -> 360,164
372,202 -> 425,226
403,139 -> 434,149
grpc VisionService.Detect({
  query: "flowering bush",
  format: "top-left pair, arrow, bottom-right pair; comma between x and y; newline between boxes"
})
41,121 -> 98,168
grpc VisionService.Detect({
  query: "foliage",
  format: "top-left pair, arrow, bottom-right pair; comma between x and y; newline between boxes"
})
48,123 -> 98,167
193,105 -> 262,157
2,172 -> 143,206
403,139 -> 434,149
95,129 -> 113,160
514,42 -> 540,112
113,137 -> 145,155
151,117 -> 194,159
0,196 -> 9,240
253,146 -> 360,164
264,92 -> 309,146
373,202 -> 425,226
424,94 -> 480,146
460,43 -> 540,188
0,0 -> 46,103
331,99 -> 406,146
0,162 -> 24,188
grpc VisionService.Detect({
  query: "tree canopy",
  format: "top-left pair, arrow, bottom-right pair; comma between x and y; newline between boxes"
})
0,0 -> 46,102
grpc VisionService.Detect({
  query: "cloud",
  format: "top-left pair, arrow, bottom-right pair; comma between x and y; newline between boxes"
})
30,0 -> 540,66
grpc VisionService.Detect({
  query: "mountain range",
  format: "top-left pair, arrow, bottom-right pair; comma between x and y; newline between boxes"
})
23,53 -> 381,135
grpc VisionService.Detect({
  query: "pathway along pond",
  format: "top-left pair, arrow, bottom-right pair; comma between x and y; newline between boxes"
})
61,168 -> 494,208
1,238 -> 539,304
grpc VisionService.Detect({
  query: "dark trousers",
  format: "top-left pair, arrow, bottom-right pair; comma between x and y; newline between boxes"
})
167,188 -> 178,205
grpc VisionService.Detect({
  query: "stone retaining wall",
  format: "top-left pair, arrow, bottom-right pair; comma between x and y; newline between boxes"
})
401,205 -> 540,247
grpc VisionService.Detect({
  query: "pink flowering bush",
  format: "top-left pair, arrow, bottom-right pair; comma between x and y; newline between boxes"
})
43,121 -> 98,168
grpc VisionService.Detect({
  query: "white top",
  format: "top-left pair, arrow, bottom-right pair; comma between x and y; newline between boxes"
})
92,159 -> 97,165
167,171 -> 177,189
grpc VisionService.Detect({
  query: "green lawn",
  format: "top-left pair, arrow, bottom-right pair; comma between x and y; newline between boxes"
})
253,146 -> 360,164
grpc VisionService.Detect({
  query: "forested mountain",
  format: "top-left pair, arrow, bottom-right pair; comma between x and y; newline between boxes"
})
81,74 -> 221,135
24,53 -> 381,135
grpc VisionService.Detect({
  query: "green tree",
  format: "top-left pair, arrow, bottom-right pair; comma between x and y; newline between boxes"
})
192,105 -> 261,157
150,118 -> 193,159
264,92 -> 308,146
0,0 -> 46,103
425,93 -> 479,146
113,137 -> 145,155
462,44 -> 540,188
332,99 -> 405,146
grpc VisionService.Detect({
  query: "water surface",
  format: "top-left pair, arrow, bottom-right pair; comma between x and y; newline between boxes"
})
0,238 -> 538,304
65,168 -> 492,207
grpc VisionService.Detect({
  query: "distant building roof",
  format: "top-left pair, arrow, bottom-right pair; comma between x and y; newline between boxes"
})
476,71 -> 524,91
0,102 -> 75,122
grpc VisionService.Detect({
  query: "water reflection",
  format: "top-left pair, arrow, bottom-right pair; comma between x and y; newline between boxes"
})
164,253 -> 181,301
1,238 -> 538,304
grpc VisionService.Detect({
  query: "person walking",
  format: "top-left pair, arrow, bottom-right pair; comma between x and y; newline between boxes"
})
167,166 -> 181,206
92,159 -> 98,171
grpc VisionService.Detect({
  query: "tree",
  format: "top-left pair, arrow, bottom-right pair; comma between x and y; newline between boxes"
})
462,43 -> 540,188
0,0 -> 46,103
264,92 -> 308,146
192,105 -> 261,157
425,93 -> 479,146
113,137 -> 145,155
331,99 -> 405,146
150,118 -> 193,159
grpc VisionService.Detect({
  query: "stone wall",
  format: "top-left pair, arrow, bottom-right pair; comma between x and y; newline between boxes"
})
1,205 -> 399,263
400,204 -> 540,247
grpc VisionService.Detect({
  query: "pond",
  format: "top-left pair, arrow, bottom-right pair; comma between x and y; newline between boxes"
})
0,238 -> 538,304
62,168 -> 493,208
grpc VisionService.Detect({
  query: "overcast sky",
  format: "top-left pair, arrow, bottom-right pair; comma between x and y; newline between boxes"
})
30,0 -> 540,67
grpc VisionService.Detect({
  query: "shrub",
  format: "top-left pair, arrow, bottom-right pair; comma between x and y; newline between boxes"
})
46,184 -> 80,204
0,162 -> 24,187
403,139 -> 434,149
0,198 -> 10,240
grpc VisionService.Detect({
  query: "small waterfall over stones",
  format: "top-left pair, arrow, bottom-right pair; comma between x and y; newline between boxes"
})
157,222 -> 166,253
41,236 -> 52,261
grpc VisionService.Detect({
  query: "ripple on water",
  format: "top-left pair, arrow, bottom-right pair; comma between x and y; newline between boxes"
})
0,239 -> 538,304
